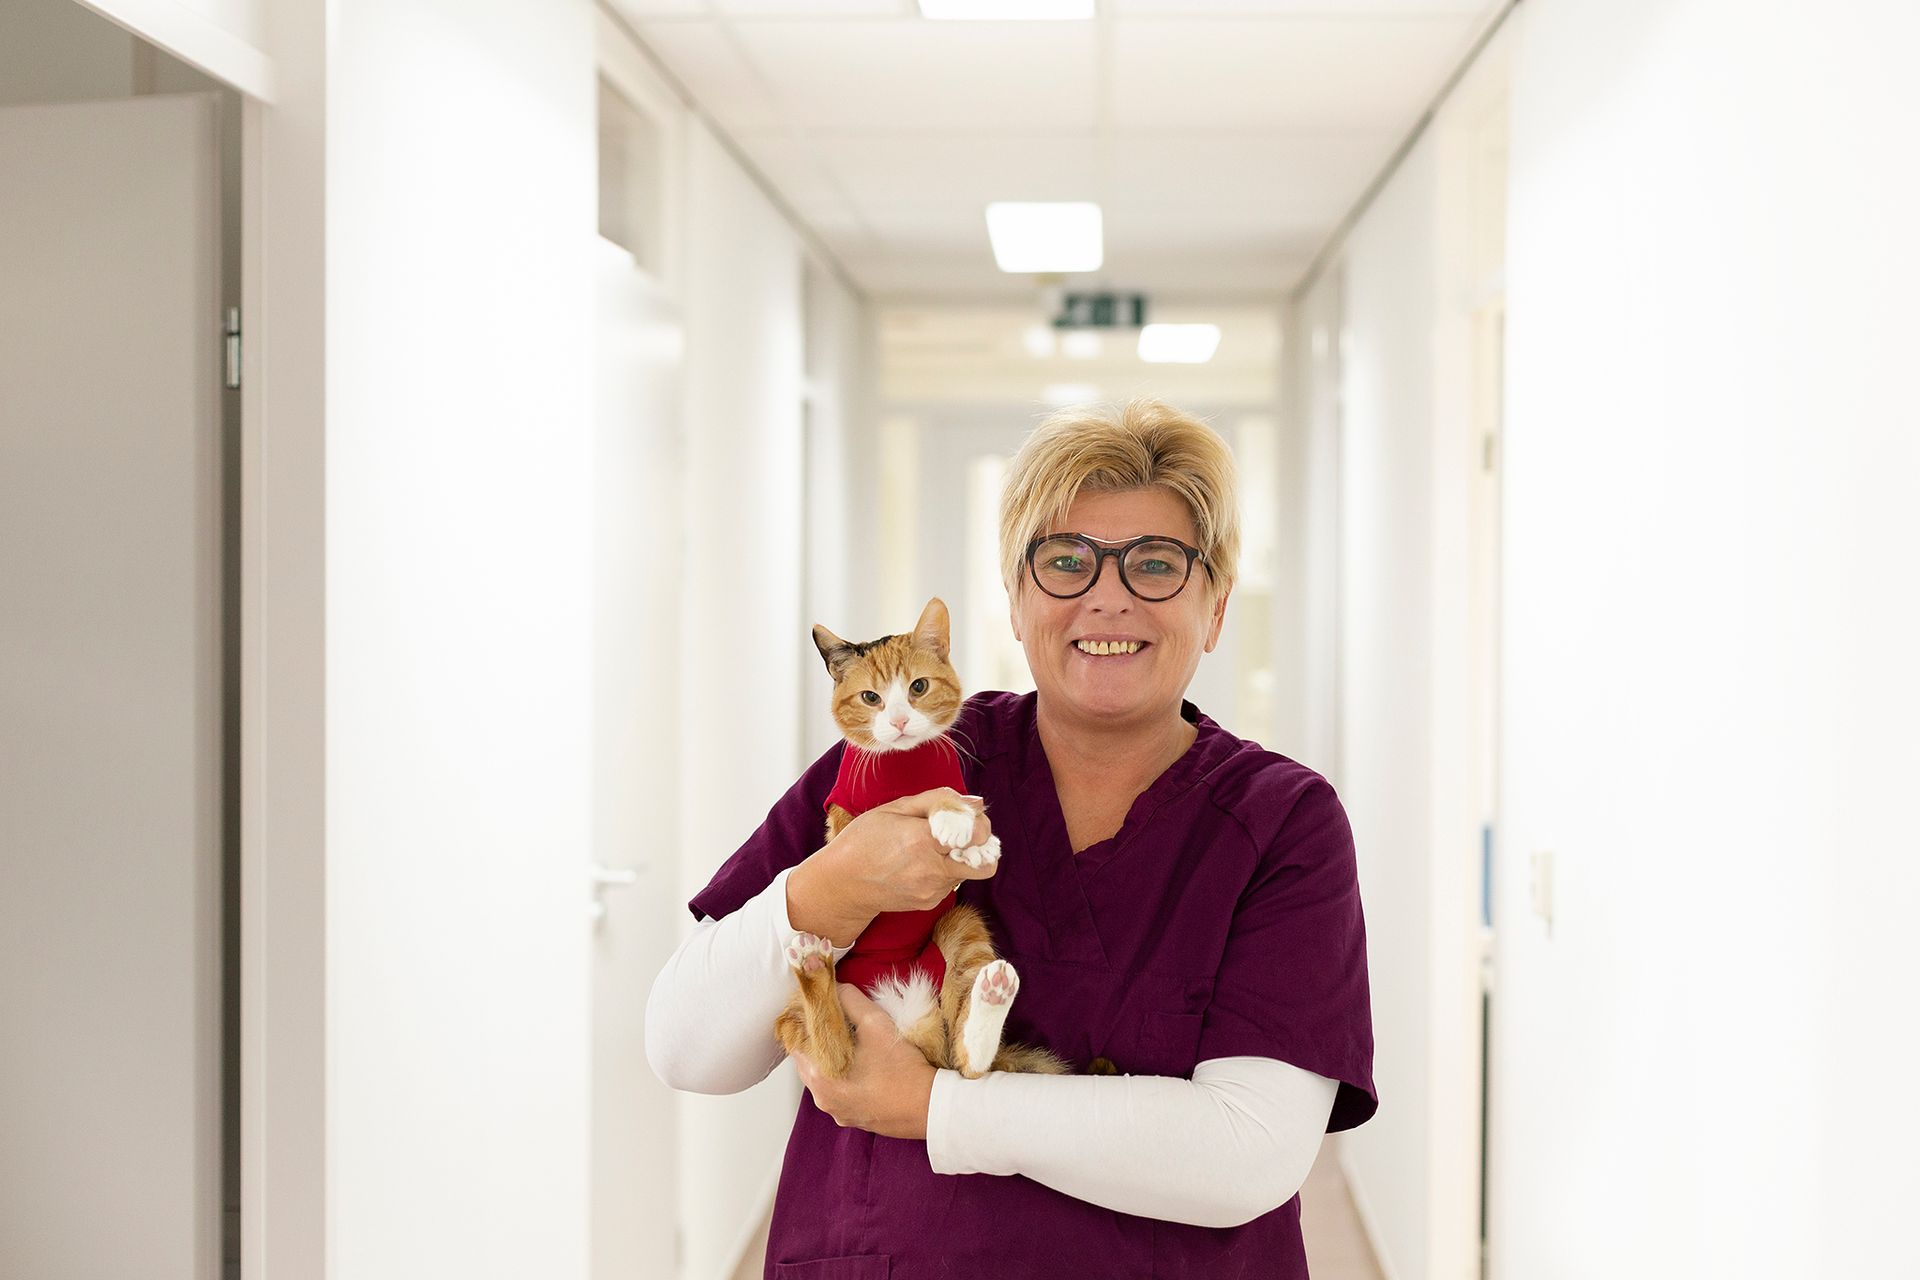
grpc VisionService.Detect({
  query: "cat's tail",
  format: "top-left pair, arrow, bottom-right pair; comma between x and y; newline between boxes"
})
991,1042 -> 1073,1075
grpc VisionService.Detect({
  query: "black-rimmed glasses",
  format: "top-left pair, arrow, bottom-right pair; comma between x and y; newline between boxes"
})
1025,532 -> 1210,602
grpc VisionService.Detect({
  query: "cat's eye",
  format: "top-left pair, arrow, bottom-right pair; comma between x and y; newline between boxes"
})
909,678 -> 929,696
860,690 -> 882,706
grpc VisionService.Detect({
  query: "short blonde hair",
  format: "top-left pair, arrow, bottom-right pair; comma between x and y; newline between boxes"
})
998,397 -> 1240,600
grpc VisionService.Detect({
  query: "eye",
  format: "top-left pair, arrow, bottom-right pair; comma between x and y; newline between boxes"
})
860,690 -> 882,706
1047,554 -> 1087,573
1136,558 -> 1177,575
909,678 -> 929,696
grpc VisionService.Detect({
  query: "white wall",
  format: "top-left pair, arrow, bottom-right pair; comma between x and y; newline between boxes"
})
801,258 -> 876,759
1286,29 -> 1509,1280
323,3 -> 596,1278
1334,129 -> 1442,1280
674,116 -> 810,1280
1281,271 -> 1344,776
1495,1 -> 1920,1275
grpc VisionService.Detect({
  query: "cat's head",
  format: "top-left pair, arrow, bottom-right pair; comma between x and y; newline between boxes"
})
811,597 -> 964,753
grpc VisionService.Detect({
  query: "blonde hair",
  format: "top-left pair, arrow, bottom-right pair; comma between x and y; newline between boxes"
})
998,397 -> 1240,600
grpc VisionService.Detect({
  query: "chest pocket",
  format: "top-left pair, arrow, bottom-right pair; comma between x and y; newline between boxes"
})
1098,973 -> 1214,1079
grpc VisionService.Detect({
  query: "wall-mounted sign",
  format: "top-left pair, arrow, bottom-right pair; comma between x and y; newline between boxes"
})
1052,292 -> 1147,329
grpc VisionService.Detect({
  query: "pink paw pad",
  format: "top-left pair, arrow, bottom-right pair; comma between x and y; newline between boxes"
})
785,933 -> 832,974
974,959 -> 1018,1006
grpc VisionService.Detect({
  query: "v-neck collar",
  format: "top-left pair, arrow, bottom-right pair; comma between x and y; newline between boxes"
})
1001,694 -> 1235,968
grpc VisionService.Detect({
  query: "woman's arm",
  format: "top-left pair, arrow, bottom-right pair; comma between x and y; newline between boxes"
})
925,1057 -> 1338,1229
649,791 -> 1002,1094
642,865 -> 854,1095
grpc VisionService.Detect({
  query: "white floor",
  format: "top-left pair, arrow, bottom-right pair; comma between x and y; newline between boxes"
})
730,1134 -> 1387,1279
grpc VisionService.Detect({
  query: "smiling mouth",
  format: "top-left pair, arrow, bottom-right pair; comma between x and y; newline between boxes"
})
1074,639 -> 1147,656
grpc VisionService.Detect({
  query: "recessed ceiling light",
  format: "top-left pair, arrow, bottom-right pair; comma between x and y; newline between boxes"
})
985,202 -> 1103,274
920,0 -> 1094,18
1138,323 -> 1222,364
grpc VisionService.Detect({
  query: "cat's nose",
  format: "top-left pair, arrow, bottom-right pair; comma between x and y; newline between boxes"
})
889,716 -> 909,732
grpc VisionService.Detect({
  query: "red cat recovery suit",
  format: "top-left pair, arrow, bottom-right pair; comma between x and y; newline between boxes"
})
820,739 -> 968,995
692,692 -> 1378,1279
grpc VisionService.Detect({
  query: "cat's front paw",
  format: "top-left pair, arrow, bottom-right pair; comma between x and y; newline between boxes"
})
949,834 -> 1001,870
785,932 -> 832,975
928,805 -> 978,850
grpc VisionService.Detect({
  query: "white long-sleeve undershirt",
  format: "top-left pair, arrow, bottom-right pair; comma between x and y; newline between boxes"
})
643,865 -> 1339,1228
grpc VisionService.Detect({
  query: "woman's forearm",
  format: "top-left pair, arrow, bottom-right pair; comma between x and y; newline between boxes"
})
643,865 -> 853,1094
785,838 -> 880,948
925,1056 -> 1338,1228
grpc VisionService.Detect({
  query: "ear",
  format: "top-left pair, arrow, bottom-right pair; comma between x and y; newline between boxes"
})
812,624 -> 856,678
1202,585 -> 1231,654
913,597 -> 951,660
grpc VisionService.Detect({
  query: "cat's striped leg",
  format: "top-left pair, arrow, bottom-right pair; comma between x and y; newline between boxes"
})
782,932 -> 854,1078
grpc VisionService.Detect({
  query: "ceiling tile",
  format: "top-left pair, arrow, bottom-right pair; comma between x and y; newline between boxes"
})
1113,0 -> 1491,13
807,134 -> 1099,209
1110,16 -> 1475,132
717,0 -> 911,13
636,21 -> 787,132
1105,132 -> 1395,216
727,20 -> 1099,131
607,0 -> 707,16
850,201 -> 1000,253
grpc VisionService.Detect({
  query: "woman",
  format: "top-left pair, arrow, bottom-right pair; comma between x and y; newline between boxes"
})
646,398 -> 1376,1279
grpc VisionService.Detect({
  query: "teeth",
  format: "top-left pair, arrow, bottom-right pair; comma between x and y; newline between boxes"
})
1075,640 -> 1141,655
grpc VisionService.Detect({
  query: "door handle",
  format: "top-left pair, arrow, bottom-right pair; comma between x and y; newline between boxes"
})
589,862 -> 644,925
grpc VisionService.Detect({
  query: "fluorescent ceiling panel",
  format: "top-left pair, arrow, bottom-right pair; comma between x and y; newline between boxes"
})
985,201 -> 1103,273
1138,323 -> 1222,363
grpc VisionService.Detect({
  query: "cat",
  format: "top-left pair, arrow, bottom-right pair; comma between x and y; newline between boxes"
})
775,596 -> 1069,1083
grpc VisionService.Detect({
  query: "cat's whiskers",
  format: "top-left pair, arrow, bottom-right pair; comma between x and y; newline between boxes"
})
937,726 -> 981,769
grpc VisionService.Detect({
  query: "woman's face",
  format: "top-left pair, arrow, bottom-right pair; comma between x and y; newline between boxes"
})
1010,486 -> 1230,732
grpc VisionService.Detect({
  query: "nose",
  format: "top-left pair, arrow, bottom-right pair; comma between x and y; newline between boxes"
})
1084,554 -> 1135,611
889,714 -> 909,731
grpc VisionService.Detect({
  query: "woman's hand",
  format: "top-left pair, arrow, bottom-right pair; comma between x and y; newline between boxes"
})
792,984 -> 937,1141
838,788 -> 997,912
788,788 -> 997,946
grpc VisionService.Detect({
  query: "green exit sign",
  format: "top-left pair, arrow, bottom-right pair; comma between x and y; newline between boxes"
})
1053,292 -> 1147,329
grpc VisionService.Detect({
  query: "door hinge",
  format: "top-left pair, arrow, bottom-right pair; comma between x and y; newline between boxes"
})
223,307 -> 241,390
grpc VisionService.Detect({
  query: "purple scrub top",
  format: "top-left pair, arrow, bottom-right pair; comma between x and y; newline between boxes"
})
690,691 -> 1377,1280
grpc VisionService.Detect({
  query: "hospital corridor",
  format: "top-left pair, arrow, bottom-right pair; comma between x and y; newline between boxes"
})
2,1 -> 1915,1277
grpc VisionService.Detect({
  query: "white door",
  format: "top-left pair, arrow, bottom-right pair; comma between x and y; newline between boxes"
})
0,93 -> 224,1279
591,236 -> 685,1280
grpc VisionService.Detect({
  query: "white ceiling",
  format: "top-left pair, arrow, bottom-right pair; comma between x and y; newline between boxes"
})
610,0 -> 1500,301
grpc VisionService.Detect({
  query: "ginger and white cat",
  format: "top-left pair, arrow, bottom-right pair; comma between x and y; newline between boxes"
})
775,597 -> 1067,1082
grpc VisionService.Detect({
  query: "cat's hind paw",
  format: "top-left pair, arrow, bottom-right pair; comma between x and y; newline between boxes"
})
949,834 -> 1001,870
959,960 -> 1018,1076
785,932 -> 832,975
973,958 -> 1018,1007
928,805 -> 978,850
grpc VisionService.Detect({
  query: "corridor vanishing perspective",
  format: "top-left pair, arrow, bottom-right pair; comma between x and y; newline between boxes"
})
2,2 -> 1916,1279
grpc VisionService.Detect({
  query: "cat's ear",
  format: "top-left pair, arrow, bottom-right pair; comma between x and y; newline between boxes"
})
912,597 -> 951,660
812,624 -> 857,679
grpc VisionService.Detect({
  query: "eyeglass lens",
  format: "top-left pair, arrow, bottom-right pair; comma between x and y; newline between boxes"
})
1031,535 -> 1192,601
